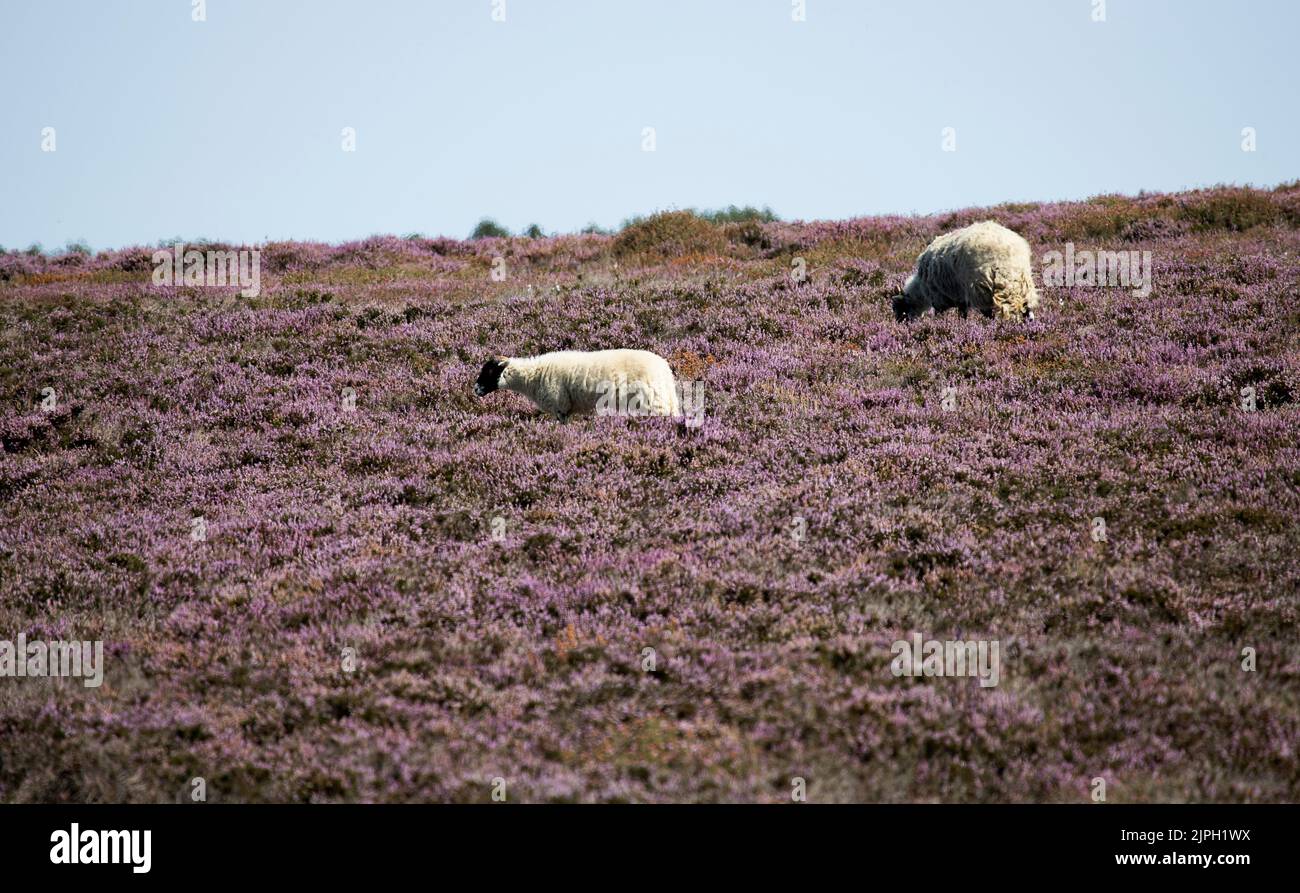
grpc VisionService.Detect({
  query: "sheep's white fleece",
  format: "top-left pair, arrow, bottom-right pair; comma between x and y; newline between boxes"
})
500,349 -> 680,419
896,220 -> 1040,321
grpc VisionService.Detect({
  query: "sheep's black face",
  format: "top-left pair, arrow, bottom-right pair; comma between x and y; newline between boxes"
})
475,357 -> 507,397
893,294 -> 928,321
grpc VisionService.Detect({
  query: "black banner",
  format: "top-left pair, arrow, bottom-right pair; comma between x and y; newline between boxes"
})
1,804 -> 1287,879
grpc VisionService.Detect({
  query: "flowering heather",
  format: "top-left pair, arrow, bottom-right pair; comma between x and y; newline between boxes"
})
1,185 -> 1298,803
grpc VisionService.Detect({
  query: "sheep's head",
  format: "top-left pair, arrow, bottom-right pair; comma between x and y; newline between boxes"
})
893,274 -> 929,321
475,357 -> 508,396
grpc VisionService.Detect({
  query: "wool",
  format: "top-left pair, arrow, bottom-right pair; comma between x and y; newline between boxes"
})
894,220 -> 1040,321
477,349 -> 680,420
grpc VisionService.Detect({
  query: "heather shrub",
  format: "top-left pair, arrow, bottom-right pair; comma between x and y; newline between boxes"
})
837,258 -> 888,288
724,219 -> 772,251
100,247 -> 151,273
262,240 -> 331,273
1177,187 -> 1284,232
335,235 -> 402,269
1056,195 -> 1152,241
0,251 -> 44,282
1119,216 -> 1191,242
613,210 -> 728,259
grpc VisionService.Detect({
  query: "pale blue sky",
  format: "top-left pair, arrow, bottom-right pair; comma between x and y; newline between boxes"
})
2,0 -> 1295,250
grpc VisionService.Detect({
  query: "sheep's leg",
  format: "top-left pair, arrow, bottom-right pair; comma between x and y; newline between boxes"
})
552,391 -> 572,423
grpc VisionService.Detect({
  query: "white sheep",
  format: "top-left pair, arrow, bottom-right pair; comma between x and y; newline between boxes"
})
474,349 -> 681,421
893,220 -> 1040,321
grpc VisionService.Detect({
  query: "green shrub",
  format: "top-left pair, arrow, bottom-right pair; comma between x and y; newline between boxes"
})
697,205 -> 779,224
469,219 -> 511,240
523,224 -> 544,238
993,201 -> 1042,213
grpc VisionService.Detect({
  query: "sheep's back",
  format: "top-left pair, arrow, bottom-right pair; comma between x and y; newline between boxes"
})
540,350 -> 678,415
912,221 -> 1037,315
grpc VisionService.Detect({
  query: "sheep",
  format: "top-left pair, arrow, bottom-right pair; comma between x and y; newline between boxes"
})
893,220 -> 1040,322
474,349 -> 681,421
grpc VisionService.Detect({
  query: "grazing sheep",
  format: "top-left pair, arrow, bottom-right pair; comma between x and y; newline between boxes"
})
474,349 -> 681,421
893,220 -> 1040,321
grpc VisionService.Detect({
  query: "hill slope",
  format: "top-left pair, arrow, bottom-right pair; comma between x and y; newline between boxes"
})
1,185 -> 1298,802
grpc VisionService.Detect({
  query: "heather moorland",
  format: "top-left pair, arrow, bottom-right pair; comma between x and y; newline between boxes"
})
1,184 -> 1297,802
